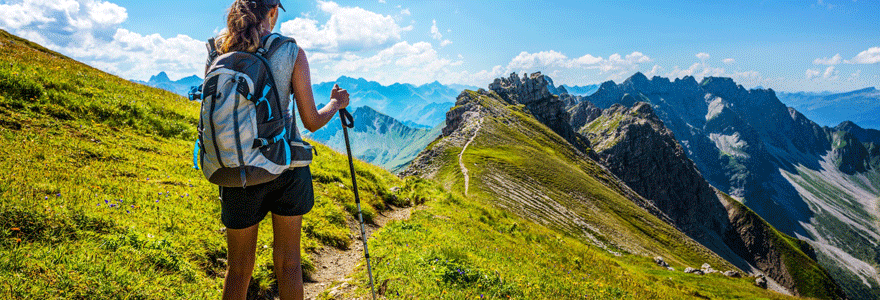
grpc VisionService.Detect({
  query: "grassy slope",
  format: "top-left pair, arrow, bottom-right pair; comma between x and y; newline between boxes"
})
0,29 -> 401,298
0,30 -> 800,299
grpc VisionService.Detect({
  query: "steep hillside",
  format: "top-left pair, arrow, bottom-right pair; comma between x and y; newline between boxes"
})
0,30 -> 800,299
581,72 -> 880,298
305,106 -> 442,172
581,102 -> 844,298
0,28 -> 405,298
778,88 -> 880,129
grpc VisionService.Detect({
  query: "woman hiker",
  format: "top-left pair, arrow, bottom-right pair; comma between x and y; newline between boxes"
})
213,0 -> 349,299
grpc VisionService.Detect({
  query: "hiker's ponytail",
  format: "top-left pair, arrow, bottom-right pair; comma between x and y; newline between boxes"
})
218,0 -> 273,53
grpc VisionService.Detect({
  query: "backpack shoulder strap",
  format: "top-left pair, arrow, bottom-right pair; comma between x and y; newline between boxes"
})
204,37 -> 219,76
258,33 -> 297,59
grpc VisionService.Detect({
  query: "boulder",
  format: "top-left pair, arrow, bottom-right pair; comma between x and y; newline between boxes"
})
723,270 -> 741,278
684,267 -> 704,275
701,263 -> 717,274
755,275 -> 768,289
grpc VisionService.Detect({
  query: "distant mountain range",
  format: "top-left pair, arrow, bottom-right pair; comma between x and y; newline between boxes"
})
310,76 -> 476,127
304,106 -> 442,172
560,84 -> 599,96
131,72 -> 202,98
777,87 -> 880,129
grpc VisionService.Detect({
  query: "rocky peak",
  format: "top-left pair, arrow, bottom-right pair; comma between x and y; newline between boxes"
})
622,72 -> 650,90
489,72 -> 586,150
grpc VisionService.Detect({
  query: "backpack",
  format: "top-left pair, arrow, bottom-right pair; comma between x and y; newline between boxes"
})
190,33 -> 313,188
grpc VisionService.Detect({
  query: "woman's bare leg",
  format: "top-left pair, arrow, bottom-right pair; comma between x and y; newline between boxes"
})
223,223 -> 260,300
272,214 -> 304,300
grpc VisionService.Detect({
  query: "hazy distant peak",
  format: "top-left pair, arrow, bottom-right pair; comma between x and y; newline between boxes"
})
149,71 -> 170,83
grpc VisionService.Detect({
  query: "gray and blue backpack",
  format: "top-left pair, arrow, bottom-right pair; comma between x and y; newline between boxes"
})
191,33 -> 312,187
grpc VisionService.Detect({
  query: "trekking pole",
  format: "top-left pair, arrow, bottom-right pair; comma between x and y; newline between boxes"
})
339,108 -> 377,300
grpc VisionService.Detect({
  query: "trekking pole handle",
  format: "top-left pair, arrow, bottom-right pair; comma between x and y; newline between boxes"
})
340,108 -> 354,128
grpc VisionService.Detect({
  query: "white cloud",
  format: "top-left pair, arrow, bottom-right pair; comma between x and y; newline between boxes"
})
823,65 -> 839,79
722,58 -> 735,65
280,0 -> 412,53
400,8 -> 410,16
504,50 -> 650,75
431,20 -> 442,40
430,19 -> 451,47
0,0 -> 206,81
849,47 -> 880,64
806,68 -> 821,80
696,52 -> 710,61
322,41 -> 464,84
646,64 -> 664,76
813,53 -> 842,65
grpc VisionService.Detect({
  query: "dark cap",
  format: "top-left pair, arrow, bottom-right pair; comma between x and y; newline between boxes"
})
253,0 -> 285,12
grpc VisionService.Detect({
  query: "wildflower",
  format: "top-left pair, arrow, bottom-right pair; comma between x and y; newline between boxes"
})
56,193 -> 61,197
126,210 -> 130,213
16,238 -> 21,243
44,196 -> 48,200
11,228 -> 20,231
104,200 -> 109,204
155,200 -> 159,203
158,192 -> 162,195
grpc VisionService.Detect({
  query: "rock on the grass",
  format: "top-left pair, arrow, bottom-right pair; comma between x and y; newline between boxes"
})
701,263 -> 717,274
654,256 -> 675,271
755,275 -> 768,289
723,270 -> 741,277
654,256 -> 669,267
684,267 -> 705,275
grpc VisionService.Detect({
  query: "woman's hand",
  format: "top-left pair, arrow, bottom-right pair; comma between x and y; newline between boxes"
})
331,83 -> 349,109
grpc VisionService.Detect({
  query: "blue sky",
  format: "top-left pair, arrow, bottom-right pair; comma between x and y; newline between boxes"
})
1,0 -> 878,92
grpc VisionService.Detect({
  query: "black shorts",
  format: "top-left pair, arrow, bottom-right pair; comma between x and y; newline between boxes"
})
219,166 -> 314,229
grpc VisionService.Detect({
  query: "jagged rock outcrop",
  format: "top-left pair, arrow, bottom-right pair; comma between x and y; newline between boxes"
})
568,100 -> 602,131
580,101 -> 846,298
489,72 -> 588,151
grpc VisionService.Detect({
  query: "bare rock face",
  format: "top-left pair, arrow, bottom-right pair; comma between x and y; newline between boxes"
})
489,72 -> 587,151
724,270 -> 741,278
568,100 -> 602,131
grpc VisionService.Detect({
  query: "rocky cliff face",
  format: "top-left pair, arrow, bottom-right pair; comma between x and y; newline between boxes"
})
581,101 -> 845,298
568,99 -> 602,130
489,72 -> 589,151
584,72 -> 880,298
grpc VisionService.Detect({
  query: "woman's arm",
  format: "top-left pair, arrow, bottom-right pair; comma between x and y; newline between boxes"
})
291,48 -> 349,132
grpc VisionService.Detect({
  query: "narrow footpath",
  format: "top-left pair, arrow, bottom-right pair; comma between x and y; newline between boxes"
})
459,119 -> 483,197
303,205 -> 415,300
